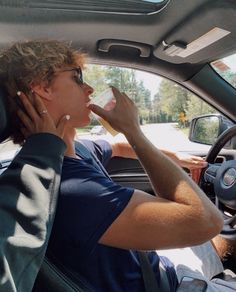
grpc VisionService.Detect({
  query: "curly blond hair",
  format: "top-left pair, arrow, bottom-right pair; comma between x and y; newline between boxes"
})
0,40 -> 85,144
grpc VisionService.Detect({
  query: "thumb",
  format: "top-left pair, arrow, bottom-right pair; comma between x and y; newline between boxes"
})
88,104 -> 109,120
56,114 -> 70,138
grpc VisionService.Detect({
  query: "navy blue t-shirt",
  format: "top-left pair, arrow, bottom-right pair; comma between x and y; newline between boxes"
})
49,139 -> 178,291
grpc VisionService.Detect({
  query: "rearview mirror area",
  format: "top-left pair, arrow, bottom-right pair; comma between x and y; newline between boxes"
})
189,114 -> 234,147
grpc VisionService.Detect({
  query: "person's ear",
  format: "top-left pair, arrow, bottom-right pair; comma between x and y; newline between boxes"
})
31,83 -> 53,101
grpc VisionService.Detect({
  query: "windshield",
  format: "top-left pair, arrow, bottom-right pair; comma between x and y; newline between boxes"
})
211,54 -> 236,88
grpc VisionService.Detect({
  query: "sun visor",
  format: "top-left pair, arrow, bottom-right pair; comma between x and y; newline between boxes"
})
153,4 -> 236,64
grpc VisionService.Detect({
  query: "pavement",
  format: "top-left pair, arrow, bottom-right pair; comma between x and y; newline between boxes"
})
0,123 -> 211,159
77,123 -> 211,153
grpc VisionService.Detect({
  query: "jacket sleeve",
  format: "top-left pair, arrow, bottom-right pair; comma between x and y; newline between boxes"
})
0,133 -> 66,292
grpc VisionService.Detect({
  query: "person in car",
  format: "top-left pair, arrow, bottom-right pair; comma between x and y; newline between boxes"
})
1,40 -> 234,291
0,91 -> 69,291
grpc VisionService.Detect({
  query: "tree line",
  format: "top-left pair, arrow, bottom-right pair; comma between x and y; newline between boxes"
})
84,65 -> 236,127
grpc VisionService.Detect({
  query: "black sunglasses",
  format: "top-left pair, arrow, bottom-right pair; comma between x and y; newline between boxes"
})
62,67 -> 83,85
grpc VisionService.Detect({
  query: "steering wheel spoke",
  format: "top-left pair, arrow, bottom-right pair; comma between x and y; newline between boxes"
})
204,164 -> 221,184
221,214 -> 236,239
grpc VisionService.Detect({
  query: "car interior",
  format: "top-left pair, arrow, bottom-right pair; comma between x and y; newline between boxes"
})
0,0 -> 236,291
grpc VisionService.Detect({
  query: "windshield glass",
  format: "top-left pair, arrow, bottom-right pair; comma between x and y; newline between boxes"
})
211,54 -> 236,88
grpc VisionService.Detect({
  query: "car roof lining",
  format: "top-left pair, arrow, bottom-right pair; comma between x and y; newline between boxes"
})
0,0 -> 236,120
1,0 -> 236,81
154,1 -> 236,63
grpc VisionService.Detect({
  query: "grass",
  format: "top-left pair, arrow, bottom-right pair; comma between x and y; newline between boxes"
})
76,126 -> 93,134
174,124 -> 190,136
180,127 -> 190,136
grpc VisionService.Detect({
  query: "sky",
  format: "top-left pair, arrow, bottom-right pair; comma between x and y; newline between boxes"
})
222,54 -> 236,72
135,70 -> 162,98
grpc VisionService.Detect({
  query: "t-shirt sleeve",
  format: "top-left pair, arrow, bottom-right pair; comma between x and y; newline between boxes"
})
77,139 -> 112,166
51,159 -> 134,262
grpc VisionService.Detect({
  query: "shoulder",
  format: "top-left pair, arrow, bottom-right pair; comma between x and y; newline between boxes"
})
76,139 -> 112,165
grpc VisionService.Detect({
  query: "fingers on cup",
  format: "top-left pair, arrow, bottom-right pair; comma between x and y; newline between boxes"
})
111,87 -> 125,104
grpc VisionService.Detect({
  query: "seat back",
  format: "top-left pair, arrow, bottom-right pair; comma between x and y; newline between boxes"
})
0,86 -> 11,142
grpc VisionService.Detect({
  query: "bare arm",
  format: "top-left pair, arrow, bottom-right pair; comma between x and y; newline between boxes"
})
88,88 -> 223,250
112,141 -> 207,183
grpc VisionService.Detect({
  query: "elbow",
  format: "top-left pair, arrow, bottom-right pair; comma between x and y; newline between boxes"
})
208,212 -> 224,238
197,211 -> 224,244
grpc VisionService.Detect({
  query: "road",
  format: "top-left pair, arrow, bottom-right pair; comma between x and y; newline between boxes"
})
78,123 -> 211,153
141,123 -> 211,152
0,123 -> 211,159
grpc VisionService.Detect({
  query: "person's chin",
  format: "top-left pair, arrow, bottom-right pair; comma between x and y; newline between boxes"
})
84,115 -> 91,125
77,116 -> 91,127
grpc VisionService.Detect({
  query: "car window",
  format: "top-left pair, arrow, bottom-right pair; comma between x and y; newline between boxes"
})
80,64 -> 220,152
0,64 -> 226,156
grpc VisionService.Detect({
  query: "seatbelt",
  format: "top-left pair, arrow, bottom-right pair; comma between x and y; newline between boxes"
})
138,251 -> 171,292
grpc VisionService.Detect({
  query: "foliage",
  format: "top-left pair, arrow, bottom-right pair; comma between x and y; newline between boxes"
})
194,117 -> 219,144
83,64 -> 218,125
186,94 -> 216,121
213,68 -> 236,88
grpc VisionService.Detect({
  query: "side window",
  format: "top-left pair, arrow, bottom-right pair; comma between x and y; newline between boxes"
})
82,65 -> 218,151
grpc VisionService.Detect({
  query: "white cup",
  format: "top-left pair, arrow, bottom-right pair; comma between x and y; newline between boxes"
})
91,87 -> 119,136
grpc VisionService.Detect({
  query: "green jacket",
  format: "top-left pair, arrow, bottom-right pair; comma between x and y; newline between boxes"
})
0,133 -> 66,292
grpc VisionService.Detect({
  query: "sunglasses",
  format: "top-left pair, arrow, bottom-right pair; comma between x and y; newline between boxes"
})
62,67 -> 83,85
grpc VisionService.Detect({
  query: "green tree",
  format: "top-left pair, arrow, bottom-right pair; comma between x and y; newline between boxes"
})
186,93 -> 217,122
84,65 -> 107,95
154,80 -> 189,122
214,68 -> 236,88
104,66 -> 152,122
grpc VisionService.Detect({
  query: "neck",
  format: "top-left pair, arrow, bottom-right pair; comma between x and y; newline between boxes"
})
63,127 -> 77,158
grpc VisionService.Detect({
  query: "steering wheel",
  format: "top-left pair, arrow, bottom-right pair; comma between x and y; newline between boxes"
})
200,125 -> 236,240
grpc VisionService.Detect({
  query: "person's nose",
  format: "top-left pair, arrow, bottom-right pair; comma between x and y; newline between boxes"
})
83,82 -> 94,96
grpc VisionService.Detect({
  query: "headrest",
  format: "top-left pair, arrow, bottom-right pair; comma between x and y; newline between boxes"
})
0,86 -> 11,143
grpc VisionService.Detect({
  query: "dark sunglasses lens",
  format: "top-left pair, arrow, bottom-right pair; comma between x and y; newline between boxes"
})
76,68 -> 83,84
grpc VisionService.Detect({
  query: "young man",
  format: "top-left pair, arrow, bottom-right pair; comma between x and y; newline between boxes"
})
0,40 -> 227,291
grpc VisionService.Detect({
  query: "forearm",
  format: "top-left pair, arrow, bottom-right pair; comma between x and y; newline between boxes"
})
112,140 -> 183,163
125,129 -> 222,218
112,141 -> 137,159
90,88 -> 223,249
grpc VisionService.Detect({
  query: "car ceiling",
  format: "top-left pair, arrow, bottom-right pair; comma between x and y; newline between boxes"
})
0,0 -> 235,80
